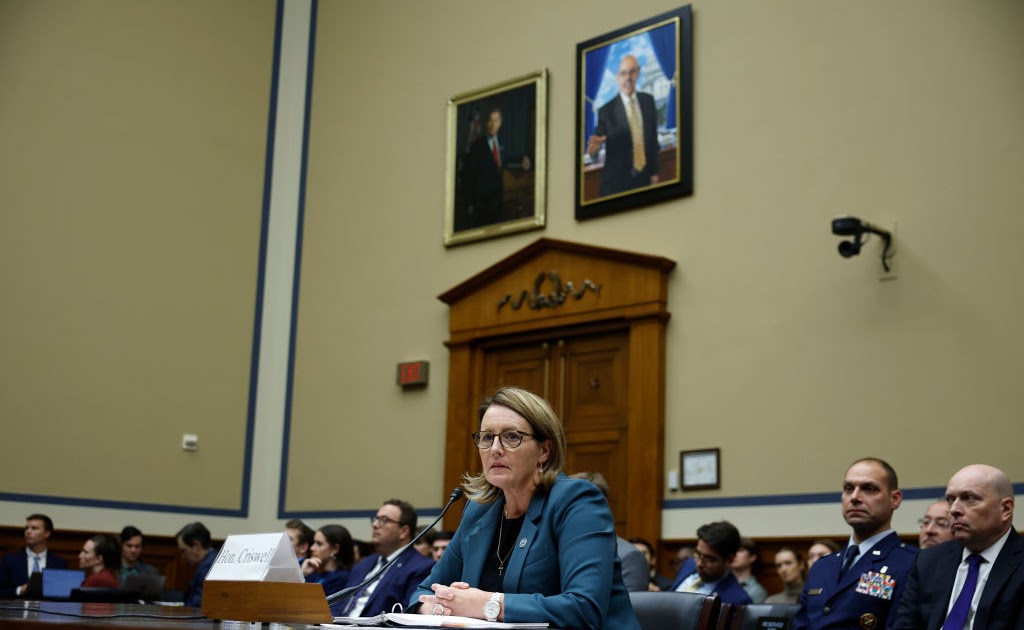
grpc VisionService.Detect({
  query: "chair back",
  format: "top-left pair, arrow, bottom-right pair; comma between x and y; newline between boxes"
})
716,602 -> 734,630
629,591 -> 721,630
728,603 -> 800,630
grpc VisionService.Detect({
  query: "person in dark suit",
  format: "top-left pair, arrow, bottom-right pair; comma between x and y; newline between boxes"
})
0,513 -> 69,598
793,458 -> 917,630
461,108 -> 531,229
890,464 -> 1024,629
587,54 -> 660,198
176,522 -> 218,608
119,525 -> 161,587
669,520 -> 753,606
331,499 -> 434,617
918,499 -> 954,550
411,387 -> 640,629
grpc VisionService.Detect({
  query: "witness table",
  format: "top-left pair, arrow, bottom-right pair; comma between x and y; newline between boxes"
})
0,601 -> 218,629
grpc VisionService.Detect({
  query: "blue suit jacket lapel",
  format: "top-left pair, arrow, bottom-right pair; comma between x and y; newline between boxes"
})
503,490 -> 547,590
927,544 -> 965,630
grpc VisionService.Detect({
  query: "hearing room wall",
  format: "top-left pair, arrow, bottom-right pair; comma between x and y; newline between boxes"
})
2,0 -> 1023,542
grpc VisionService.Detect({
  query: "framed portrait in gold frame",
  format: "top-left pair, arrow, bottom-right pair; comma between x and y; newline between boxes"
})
575,6 -> 693,220
444,70 -> 547,247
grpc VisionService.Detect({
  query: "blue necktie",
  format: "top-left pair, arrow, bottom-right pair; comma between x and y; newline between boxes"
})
839,545 -> 860,577
31,555 -> 41,574
942,554 -> 983,630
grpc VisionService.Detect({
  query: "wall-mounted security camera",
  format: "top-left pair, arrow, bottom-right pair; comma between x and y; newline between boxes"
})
831,216 -> 894,271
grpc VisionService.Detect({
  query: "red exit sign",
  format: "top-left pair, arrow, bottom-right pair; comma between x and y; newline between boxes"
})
396,360 -> 429,386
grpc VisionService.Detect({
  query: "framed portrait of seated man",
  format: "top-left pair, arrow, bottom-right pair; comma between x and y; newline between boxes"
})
575,5 -> 693,220
444,70 -> 547,247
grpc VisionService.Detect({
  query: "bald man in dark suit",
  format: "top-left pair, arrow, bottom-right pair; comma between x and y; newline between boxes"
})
587,54 -> 660,198
890,464 -> 1024,629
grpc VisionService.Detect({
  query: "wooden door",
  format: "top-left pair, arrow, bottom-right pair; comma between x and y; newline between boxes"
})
480,330 -> 630,533
439,238 -> 674,545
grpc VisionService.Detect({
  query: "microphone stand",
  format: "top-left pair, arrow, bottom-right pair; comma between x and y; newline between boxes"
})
326,487 -> 465,606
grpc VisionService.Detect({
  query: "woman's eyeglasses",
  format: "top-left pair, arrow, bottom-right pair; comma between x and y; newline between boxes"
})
472,430 -> 536,449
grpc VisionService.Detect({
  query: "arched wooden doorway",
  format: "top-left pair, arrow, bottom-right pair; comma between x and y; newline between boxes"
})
438,238 -> 675,544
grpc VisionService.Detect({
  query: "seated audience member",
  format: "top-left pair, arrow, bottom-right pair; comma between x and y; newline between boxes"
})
286,518 -> 316,562
410,387 -> 639,629
732,537 -> 767,603
629,536 -> 673,591
302,524 -> 354,595
805,538 -> 840,570
332,498 -> 434,617
0,513 -> 69,598
570,471 -> 650,592
891,464 -> 1024,629
79,535 -> 120,587
431,530 -> 454,562
118,526 -> 160,587
670,520 -> 753,605
413,526 -> 435,558
765,546 -> 806,604
793,457 -> 916,630
917,499 -> 953,549
176,522 -> 218,608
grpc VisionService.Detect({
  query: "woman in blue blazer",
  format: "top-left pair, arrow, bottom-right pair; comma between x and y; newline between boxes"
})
412,387 -> 640,630
302,524 -> 353,596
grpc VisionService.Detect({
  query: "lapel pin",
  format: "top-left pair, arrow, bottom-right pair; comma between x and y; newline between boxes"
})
519,539 -> 527,547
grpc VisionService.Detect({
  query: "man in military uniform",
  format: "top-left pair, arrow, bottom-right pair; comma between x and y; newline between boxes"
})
793,458 -> 917,630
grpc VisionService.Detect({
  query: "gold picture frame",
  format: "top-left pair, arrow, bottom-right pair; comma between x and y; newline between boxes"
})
575,5 -> 693,219
444,70 -> 547,247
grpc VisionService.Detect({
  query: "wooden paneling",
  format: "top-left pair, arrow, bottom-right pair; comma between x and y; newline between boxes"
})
0,526 -> 220,592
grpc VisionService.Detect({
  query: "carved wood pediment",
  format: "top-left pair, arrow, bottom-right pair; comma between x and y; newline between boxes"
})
439,238 -> 676,343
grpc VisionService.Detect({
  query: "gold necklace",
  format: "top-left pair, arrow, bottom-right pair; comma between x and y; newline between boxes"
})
496,510 -> 514,576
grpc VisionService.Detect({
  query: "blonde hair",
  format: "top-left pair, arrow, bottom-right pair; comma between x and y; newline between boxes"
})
462,387 -> 566,504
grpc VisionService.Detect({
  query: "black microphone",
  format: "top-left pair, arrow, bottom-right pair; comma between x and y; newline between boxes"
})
326,487 -> 465,605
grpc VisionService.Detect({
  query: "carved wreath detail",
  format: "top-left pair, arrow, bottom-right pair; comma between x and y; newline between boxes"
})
497,271 -> 601,311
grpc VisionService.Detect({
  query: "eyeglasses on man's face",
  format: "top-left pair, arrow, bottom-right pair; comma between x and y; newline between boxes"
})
472,430 -> 536,449
693,550 -> 724,566
371,515 -> 402,527
917,517 -> 951,530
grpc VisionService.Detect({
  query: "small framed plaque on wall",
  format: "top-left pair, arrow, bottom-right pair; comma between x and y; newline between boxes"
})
681,447 -> 720,491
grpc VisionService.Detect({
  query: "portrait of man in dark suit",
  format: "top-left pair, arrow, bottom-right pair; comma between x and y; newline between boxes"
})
461,107 -> 531,229
445,73 -> 544,246
574,6 -> 693,220
586,54 -> 660,198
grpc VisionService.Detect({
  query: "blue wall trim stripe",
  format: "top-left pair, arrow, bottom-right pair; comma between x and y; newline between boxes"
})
282,508 -> 444,520
0,493 -> 243,518
661,483 -> 1024,510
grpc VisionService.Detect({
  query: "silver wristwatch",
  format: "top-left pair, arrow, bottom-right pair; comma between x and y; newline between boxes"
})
483,592 -> 503,622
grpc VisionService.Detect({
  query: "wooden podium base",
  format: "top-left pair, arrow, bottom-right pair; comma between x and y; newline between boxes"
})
202,581 -> 333,624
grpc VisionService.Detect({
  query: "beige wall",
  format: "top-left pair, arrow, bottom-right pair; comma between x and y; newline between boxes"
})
0,0 -> 275,516
2,0 -> 1023,541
